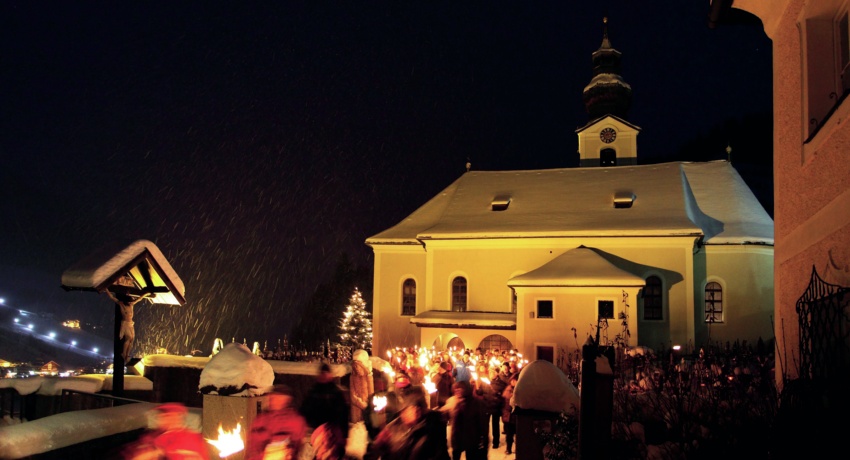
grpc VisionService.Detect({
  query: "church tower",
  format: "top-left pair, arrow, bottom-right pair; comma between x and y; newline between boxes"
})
576,17 -> 640,167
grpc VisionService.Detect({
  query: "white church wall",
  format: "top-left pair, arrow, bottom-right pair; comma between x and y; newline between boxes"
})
701,246 -> 774,346
371,234 -> 772,361
514,286 -> 639,360
371,247 -> 426,357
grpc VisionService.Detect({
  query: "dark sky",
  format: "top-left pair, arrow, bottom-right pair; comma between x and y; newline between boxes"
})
0,2 -> 772,355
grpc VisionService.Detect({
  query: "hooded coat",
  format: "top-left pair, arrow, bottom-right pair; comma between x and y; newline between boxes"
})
350,349 -> 375,423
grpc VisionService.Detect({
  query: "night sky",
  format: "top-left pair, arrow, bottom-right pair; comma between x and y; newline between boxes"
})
0,2 -> 772,355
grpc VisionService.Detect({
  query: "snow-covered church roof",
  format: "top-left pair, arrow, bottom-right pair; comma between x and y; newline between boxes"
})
366,161 -> 773,246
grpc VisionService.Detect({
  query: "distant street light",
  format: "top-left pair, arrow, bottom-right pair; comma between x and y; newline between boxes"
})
49,332 -> 56,339
27,323 -> 33,329
93,347 -> 99,353
71,340 -> 77,346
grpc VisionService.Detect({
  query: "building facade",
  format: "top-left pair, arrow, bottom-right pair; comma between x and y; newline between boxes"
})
366,19 -> 775,364
723,0 -> 850,385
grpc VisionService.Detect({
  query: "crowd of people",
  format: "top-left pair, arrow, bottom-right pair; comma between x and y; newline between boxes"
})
364,346 -> 524,459
124,346 -> 525,460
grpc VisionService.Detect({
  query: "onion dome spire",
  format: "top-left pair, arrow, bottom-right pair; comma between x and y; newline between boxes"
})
582,17 -> 632,120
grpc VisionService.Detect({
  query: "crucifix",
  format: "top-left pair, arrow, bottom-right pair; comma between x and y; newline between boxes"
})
105,283 -> 152,362
61,239 -> 186,397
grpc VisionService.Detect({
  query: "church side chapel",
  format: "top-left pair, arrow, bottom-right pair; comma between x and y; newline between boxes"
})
366,19 -> 774,363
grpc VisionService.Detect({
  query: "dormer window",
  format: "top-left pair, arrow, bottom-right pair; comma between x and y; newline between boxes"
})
613,191 -> 635,208
491,195 -> 511,211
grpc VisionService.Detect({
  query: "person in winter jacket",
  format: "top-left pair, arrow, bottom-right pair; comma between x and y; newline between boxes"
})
444,380 -> 488,460
123,402 -> 211,460
365,387 -> 450,460
301,363 -> 350,441
364,372 -> 424,442
247,385 -> 308,460
476,365 -> 505,449
350,349 -> 375,424
432,362 -> 454,409
501,376 -> 518,455
452,352 -> 472,384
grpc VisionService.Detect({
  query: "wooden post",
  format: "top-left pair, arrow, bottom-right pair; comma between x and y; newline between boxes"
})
113,303 -> 125,397
579,339 -> 597,460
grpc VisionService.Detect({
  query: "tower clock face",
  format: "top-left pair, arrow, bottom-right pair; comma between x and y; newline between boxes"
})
600,127 -> 617,143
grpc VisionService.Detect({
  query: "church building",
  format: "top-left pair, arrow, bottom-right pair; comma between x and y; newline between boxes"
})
366,20 -> 774,364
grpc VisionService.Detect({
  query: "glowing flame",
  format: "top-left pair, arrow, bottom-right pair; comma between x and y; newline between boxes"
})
382,365 -> 396,380
423,380 -> 437,394
206,423 -> 244,458
480,377 -> 490,385
373,395 -> 388,412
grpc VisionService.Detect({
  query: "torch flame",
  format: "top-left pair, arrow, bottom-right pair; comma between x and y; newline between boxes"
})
373,394 -> 388,412
381,365 -> 396,381
206,423 -> 244,458
423,380 -> 437,394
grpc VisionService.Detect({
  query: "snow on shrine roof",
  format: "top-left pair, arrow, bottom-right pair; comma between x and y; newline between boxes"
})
60,239 -> 185,306
410,311 -> 517,328
508,246 -> 646,287
366,161 -> 773,246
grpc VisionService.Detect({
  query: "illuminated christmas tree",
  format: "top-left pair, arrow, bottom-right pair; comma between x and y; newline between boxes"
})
338,287 -> 372,353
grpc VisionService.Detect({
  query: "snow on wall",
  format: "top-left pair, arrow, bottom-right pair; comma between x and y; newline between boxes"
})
0,402 -> 158,458
0,375 -> 152,396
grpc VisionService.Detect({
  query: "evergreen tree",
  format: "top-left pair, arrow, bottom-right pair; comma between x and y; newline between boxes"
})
292,253 -> 372,350
338,287 -> 372,353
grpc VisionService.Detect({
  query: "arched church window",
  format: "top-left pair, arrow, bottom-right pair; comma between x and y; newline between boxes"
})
452,277 -> 467,312
402,279 -> 416,316
705,282 -> 723,323
643,276 -> 663,320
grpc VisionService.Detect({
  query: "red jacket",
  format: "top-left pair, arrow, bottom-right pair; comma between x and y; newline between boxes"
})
246,407 -> 308,460
126,428 -> 210,460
